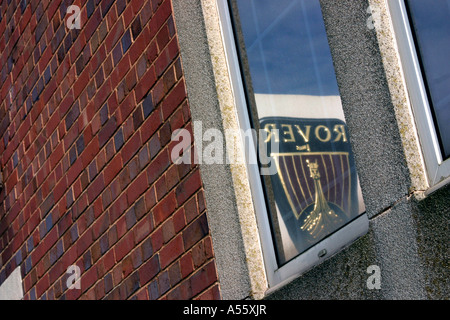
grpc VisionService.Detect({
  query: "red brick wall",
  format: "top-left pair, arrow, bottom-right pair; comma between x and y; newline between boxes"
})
0,0 -> 220,300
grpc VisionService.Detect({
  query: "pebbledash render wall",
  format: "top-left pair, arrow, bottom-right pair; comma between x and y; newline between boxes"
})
0,0 -> 220,300
171,0 -> 449,300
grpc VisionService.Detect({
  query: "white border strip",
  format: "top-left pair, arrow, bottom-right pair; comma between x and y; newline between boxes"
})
0,267 -> 24,300
387,0 -> 450,186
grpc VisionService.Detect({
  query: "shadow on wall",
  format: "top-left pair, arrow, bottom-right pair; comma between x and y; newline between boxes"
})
414,184 -> 450,299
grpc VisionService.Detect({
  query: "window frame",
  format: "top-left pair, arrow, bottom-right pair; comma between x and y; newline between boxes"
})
387,0 -> 450,191
216,0 -> 369,290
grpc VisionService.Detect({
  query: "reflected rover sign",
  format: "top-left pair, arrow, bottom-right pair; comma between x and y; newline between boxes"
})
261,117 -> 361,265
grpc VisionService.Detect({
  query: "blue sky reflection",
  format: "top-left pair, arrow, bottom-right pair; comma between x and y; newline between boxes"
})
236,0 -> 339,96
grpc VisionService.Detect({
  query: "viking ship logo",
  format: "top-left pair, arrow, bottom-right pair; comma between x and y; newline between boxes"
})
272,153 -> 349,239
261,117 -> 360,253
304,159 -> 342,236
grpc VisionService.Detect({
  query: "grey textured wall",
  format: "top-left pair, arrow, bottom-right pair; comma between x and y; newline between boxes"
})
173,0 -> 449,300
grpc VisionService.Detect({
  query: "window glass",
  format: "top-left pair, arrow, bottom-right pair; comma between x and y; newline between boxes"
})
229,0 -> 365,266
405,0 -> 450,159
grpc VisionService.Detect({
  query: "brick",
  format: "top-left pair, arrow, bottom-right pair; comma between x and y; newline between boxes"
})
87,173 -> 105,204
138,145 -> 150,171
157,271 -> 170,295
108,225 -> 118,248
134,216 -> 152,244
85,6 -> 102,38
100,103 -> 109,125
156,25 -> 170,51
192,239 -> 211,268
121,133 -> 141,165
92,212 -> 110,240
142,94 -> 154,119
105,17 -> 125,52
136,55 -> 147,79
131,16 -> 142,40
121,29 -> 132,53
114,231 -> 135,262
159,121 -> 172,147
162,80 -> 186,121
173,208 -> 186,233
134,197 -> 147,220
161,217 -> 175,243
135,66 -> 156,103
125,207 -> 137,230
133,108 -> 144,131
180,252 -> 194,279
117,91 -> 136,123
104,273 -> 113,293
152,191 -> 176,226
159,234 -> 184,269
112,43 -> 123,66
104,155 -> 123,186
94,78 -> 113,111
123,271 -> 140,298
147,148 -> 170,185
122,256 -> 134,278
155,175 -> 168,200
119,167 -> 131,190
127,172 -> 148,205
77,229 -> 93,257
81,265 -> 98,293
142,118 -> 162,153
131,247 -> 143,269
197,190 -> 206,213
116,215 -> 128,240
182,213 -> 209,250
168,261 -> 182,287
196,284 -> 221,300
147,279 -> 160,300
98,116 -> 117,147
189,261 -> 217,297
141,237 -> 154,261
150,227 -> 164,253
130,28 -> 150,65
175,169 -> 202,206
139,255 -> 160,285
35,273 -> 50,298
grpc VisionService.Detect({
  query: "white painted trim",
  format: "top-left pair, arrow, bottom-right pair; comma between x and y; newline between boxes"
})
0,267 -> 24,300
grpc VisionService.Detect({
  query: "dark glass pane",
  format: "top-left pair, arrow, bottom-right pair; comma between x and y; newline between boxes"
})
229,0 -> 365,266
406,0 -> 450,159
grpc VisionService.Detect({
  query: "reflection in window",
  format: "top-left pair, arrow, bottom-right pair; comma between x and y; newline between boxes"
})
230,0 -> 365,266
405,0 -> 450,160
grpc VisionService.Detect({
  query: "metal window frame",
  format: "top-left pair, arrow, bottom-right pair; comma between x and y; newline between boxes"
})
387,0 -> 450,191
216,0 -> 368,290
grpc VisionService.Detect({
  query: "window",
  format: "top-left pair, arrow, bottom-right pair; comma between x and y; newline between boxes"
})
388,0 -> 450,189
218,0 -> 368,288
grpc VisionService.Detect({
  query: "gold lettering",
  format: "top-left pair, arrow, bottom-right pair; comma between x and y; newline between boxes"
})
264,124 -> 279,143
315,125 -> 331,142
333,124 -> 347,142
294,125 -> 311,143
281,124 -> 295,142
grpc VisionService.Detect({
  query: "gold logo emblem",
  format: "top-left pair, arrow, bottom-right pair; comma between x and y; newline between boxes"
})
301,159 -> 342,238
272,152 -> 349,239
